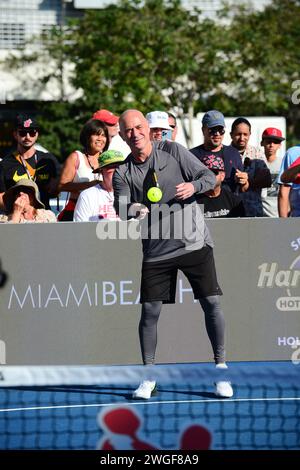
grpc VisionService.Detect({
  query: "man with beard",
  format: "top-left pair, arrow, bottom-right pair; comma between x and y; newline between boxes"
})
0,113 -> 60,210
190,110 -> 248,194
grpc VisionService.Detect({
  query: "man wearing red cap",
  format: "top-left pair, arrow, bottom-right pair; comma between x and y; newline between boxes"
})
92,109 -> 130,156
260,127 -> 285,217
93,109 -> 119,140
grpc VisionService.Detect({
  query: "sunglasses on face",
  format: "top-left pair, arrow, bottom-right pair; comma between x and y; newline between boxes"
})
17,129 -> 38,137
208,127 -> 225,136
169,124 -> 176,129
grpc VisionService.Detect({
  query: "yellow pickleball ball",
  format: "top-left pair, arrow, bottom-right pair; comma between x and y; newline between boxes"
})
147,186 -> 163,202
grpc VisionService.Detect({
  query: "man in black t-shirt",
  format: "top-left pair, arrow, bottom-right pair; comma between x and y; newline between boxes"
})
197,154 -> 245,218
190,110 -> 248,194
0,114 -> 60,210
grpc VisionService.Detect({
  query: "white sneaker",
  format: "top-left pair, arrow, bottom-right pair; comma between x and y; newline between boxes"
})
132,380 -> 157,399
215,380 -> 233,398
215,363 -> 233,398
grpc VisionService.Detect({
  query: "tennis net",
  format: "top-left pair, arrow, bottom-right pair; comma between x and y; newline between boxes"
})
0,362 -> 299,450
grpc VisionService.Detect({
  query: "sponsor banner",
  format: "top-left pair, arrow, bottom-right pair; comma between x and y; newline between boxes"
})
0,219 -> 299,364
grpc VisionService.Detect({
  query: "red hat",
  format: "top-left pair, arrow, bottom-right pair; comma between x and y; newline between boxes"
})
92,109 -> 119,125
262,128 -> 285,141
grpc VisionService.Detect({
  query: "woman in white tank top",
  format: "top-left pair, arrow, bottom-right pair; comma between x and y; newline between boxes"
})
57,119 -> 109,221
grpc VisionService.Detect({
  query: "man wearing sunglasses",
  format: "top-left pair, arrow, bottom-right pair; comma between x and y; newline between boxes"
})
0,114 -> 60,211
190,110 -> 248,194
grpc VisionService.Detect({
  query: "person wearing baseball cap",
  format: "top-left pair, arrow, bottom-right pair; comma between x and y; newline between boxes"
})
74,150 -> 125,222
92,149 -> 125,173
261,127 -> 285,165
146,111 -> 172,142
93,109 -> 119,125
190,110 -> 246,194
201,110 -> 226,128
261,127 -> 285,217
261,128 -> 285,142
197,154 -> 245,218
15,114 -> 40,131
0,113 -> 60,212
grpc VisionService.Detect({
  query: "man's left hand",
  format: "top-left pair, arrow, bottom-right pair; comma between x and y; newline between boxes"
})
175,182 -> 195,200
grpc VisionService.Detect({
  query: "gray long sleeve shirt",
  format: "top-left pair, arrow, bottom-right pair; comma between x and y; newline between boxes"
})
113,140 -> 216,261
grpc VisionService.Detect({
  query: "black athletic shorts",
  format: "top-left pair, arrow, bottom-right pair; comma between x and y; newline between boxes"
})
140,246 -> 222,304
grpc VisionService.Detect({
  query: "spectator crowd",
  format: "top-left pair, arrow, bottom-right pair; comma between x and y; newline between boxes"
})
0,107 -> 299,223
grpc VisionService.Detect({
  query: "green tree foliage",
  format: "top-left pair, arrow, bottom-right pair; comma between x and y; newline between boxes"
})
37,101 -> 81,159
3,0 -> 300,155
211,0 -> 300,142
63,0 -> 220,115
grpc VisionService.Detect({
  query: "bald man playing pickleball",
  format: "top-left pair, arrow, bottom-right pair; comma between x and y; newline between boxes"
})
113,109 -> 233,400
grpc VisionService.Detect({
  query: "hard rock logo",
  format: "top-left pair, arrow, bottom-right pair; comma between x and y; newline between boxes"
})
257,255 -> 300,311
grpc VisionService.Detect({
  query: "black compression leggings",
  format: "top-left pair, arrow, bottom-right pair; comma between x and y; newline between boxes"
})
139,296 -> 225,365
